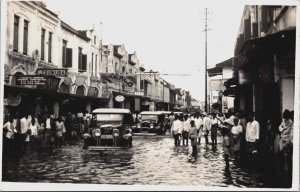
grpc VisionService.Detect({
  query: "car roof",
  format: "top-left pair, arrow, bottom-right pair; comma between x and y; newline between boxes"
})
92,108 -> 131,114
140,111 -> 164,115
156,111 -> 172,115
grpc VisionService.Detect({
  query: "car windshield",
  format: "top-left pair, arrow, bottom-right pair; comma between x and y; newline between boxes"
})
141,115 -> 158,121
95,114 -> 124,122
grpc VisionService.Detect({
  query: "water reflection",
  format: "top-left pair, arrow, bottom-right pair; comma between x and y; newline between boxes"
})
2,137 -> 265,187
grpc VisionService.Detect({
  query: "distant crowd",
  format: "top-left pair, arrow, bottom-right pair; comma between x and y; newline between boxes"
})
169,109 -> 293,184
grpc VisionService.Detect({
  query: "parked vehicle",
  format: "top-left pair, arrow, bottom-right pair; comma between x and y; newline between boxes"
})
132,111 -> 167,136
83,108 -> 134,150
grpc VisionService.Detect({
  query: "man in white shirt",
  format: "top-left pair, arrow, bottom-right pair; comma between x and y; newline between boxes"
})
182,115 -> 191,145
202,113 -> 212,145
246,112 -> 260,153
171,114 -> 183,146
194,114 -> 203,145
20,114 -> 29,153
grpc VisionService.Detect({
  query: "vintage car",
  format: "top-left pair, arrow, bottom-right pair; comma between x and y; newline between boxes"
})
132,111 -> 167,136
83,108 -> 134,150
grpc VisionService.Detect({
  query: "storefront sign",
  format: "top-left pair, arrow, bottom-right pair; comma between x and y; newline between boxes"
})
209,79 -> 225,91
7,94 -> 21,106
87,86 -> 98,97
36,68 -> 67,77
134,91 -> 144,96
64,77 -> 73,86
101,73 -> 136,86
15,75 -> 47,85
115,95 -> 125,102
37,76 -> 60,91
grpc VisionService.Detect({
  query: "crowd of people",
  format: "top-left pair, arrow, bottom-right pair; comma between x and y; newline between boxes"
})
169,109 -> 294,183
2,111 -> 93,159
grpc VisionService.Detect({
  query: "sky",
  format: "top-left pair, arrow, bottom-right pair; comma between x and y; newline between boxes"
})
45,0 -> 245,102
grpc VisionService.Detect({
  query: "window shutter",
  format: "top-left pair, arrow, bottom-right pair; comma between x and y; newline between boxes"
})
66,48 -> 72,67
82,54 -> 87,71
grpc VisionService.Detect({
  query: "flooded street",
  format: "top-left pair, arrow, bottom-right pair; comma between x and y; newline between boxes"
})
2,135 -> 270,187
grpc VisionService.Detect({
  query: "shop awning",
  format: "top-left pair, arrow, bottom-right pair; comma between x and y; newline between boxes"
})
239,27 -> 296,57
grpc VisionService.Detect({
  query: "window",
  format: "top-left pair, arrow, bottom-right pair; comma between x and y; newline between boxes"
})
23,20 -> 29,54
78,47 -> 82,70
78,47 -> 87,72
62,40 -> 72,67
13,15 -> 19,52
94,36 -> 96,44
115,62 -> 118,73
48,32 -> 52,62
91,53 -> 94,74
41,28 -> 45,60
95,54 -> 98,74
62,40 -> 67,67
122,66 -> 125,74
140,80 -> 144,89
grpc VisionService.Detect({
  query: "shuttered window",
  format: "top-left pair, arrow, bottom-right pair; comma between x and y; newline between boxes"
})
66,48 -> 72,67
41,28 -> 45,60
82,54 -> 87,72
13,15 -> 19,52
78,47 -> 83,71
23,20 -> 29,55
48,32 -> 52,62
62,40 -> 66,66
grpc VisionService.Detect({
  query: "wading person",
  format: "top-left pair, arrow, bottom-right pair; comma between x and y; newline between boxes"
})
55,117 -> 65,148
221,127 -> 230,167
231,116 -> 242,159
245,112 -> 260,159
211,113 -> 219,145
29,118 -> 38,152
202,113 -> 212,145
171,114 -> 183,146
195,114 -> 203,145
189,120 -> 198,156
20,113 -> 30,154
3,116 -> 15,158
278,109 -> 293,185
182,115 -> 191,145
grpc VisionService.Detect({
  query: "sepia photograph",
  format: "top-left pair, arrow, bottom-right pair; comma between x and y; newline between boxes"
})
0,0 -> 299,191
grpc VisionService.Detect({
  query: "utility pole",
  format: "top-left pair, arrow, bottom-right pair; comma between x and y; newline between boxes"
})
203,8 -> 209,113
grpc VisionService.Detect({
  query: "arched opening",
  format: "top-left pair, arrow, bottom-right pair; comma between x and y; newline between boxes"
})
122,66 -> 126,74
59,83 -> 70,94
11,72 -> 24,86
76,85 -> 85,96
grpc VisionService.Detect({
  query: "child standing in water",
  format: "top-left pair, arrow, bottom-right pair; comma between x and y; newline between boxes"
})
221,127 -> 231,167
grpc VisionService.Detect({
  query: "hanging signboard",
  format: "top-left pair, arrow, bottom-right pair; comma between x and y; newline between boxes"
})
115,95 -> 125,102
209,79 -> 225,91
36,68 -> 67,77
15,75 -> 47,85
134,91 -> 144,96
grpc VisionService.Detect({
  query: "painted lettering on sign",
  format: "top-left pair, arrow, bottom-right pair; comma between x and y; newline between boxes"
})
36,68 -> 67,77
15,75 -> 47,85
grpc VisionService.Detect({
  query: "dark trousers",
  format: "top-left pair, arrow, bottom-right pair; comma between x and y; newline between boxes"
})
182,131 -> 189,145
174,134 -> 180,146
211,131 -> 217,144
204,130 -> 209,144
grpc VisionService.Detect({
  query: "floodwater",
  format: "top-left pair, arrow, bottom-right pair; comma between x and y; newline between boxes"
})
2,136 -> 272,187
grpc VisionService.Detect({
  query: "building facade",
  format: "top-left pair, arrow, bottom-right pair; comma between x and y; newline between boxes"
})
225,5 -> 296,129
